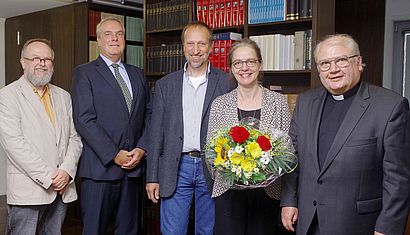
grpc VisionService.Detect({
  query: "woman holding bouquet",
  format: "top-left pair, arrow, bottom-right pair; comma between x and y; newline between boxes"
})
206,38 -> 292,234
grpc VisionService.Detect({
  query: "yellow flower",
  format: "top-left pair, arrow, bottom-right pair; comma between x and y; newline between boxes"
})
241,159 -> 256,172
246,141 -> 262,159
214,155 -> 226,166
214,137 -> 230,160
230,152 -> 244,165
249,129 -> 259,138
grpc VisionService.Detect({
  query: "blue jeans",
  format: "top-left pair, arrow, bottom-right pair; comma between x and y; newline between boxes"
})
160,155 -> 215,235
6,195 -> 67,235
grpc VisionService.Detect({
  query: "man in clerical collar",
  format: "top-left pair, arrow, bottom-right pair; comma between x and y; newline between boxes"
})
0,38 -> 82,234
281,34 -> 410,235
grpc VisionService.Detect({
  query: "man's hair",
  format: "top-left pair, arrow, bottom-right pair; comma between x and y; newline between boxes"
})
21,38 -> 54,59
181,21 -> 213,44
314,34 -> 360,61
96,17 -> 125,38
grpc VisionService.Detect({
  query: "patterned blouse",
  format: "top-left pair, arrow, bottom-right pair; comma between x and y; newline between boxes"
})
207,87 -> 291,199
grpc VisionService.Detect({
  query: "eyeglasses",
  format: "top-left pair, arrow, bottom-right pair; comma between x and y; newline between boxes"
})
232,59 -> 259,69
318,55 -> 358,71
23,57 -> 53,64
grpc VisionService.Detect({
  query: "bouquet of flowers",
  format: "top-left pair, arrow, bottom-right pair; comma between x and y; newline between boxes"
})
205,118 -> 297,188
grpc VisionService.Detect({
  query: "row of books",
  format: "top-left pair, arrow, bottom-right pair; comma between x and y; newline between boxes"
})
209,32 -> 242,71
249,0 -> 312,24
125,16 -> 144,42
196,0 -> 245,28
146,44 -> 186,74
249,29 -> 312,71
88,10 -> 143,42
286,0 -> 312,20
126,45 -> 144,69
146,0 -> 190,32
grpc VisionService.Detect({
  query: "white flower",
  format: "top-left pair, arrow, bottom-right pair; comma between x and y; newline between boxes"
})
228,149 -> 234,158
244,172 -> 252,179
236,167 -> 242,176
231,166 -> 237,173
260,156 -> 271,165
253,168 -> 259,173
244,181 -> 249,185
235,145 -> 244,153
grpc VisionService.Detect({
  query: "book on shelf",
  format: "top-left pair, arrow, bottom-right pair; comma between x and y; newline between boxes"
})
88,10 -> 101,37
299,0 -> 312,18
146,44 -> 185,74
248,0 -> 285,24
146,0 -> 190,31
249,30 -> 311,71
126,45 -> 143,69
89,41 -> 99,62
286,0 -> 299,20
212,32 -> 242,40
197,0 -> 243,28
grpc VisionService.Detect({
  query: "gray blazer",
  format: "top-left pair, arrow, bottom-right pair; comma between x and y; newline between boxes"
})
146,67 -> 229,197
281,81 -> 410,235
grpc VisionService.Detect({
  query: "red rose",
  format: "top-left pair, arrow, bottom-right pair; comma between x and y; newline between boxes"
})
256,135 -> 272,151
229,126 -> 250,144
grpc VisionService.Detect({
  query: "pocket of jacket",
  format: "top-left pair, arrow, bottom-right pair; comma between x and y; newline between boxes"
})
356,197 -> 382,214
346,136 -> 377,147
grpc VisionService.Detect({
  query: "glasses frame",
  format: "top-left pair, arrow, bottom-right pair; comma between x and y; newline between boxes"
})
23,57 -> 54,64
231,59 -> 260,69
318,54 -> 358,72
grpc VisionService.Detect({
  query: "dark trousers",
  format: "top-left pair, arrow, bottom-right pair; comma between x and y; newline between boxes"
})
80,176 -> 142,235
307,212 -> 320,235
215,188 -> 280,235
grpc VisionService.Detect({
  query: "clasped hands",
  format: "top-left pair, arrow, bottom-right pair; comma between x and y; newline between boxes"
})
114,148 -> 145,170
51,169 -> 70,195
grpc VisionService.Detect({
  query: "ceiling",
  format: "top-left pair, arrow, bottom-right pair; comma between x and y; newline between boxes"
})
0,0 -> 76,19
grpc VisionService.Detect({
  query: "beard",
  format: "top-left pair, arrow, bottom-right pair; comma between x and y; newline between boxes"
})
25,68 -> 53,87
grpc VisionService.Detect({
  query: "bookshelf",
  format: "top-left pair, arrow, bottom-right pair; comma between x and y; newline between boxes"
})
143,0 -> 335,94
5,2 -> 144,93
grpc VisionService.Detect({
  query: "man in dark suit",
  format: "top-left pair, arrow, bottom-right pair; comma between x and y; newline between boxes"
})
281,34 -> 410,235
71,17 -> 151,235
145,21 -> 230,234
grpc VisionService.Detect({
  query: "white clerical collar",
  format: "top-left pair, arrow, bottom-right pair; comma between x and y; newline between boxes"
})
332,94 -> 345,101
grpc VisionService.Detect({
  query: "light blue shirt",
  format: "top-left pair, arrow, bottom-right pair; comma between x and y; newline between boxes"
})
100,54 -> 133,98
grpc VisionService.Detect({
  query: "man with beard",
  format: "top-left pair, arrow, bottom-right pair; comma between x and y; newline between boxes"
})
146,21 -> 231,234
0,38 -> 82,234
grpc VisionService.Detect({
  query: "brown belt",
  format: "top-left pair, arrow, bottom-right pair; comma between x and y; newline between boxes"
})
182,151 -> 201,158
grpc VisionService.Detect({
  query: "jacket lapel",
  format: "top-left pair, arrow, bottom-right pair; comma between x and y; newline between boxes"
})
202,68 -> 221,120
17,77 -> 55,133
95,56 -> 129,115
173,70 -> 185,128
311,88 -> 327,174
124,64 -> 140,115
50,85 -> 62,146
320,82 -> 370,175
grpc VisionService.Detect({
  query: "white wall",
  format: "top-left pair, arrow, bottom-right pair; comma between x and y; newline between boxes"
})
0,18 -> 6,196
383,0 -> 410,89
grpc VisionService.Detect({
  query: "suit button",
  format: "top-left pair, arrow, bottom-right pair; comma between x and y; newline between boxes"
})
318,180 -> 323,184
125,139 -> 129,143
313,200 -> 317,206
179,136 -> 183,140
176,157 -> 179,162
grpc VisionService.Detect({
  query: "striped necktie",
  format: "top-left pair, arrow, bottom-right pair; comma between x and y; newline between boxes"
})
111,64 -> 132,112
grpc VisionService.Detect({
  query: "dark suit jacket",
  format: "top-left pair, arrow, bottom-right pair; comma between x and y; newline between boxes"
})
146,67 -> 229,197
281,81 -> 410,235
72,56 -> 151,180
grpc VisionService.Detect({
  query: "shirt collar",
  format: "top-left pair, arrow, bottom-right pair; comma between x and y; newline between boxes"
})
100,54 -> 124,69
183,61 -> 211,77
